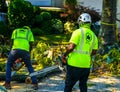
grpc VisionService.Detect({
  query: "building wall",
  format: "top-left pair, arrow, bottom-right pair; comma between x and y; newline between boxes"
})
77,0 -> 103,15
25,0 -> 64,7
51,0 -> 64,7
26,0 -> 51,6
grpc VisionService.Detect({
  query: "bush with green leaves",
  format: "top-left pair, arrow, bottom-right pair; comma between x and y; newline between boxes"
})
0,45 -> 10,58
31,41 -> 54,69
33,6 -> 41,15
0,21 -> 7,36
7,0 -> 34,29
35,15 -> 43,24
40,11 -> 51,20
0,61 -> 6,72
40,20 -> 53,35
51,18 -> 64,34
32,28 -> 43,36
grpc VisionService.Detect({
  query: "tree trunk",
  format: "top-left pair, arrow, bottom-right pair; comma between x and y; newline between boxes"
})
100,0 -> 117,54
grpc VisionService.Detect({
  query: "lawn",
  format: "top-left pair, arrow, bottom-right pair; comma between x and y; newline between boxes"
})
34,34 -> 71,45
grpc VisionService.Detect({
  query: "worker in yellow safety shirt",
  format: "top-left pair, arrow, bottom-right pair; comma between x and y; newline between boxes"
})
62,13 -> 98,92
3,26 -> 38,90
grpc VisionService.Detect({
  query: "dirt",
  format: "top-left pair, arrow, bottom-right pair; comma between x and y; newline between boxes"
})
0,72 -> 120,92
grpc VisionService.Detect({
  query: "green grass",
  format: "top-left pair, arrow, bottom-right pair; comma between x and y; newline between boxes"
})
34,34 -> 71,45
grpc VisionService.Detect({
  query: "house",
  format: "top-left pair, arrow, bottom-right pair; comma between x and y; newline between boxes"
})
0,12 -> 7,24
25,0 -> 65,8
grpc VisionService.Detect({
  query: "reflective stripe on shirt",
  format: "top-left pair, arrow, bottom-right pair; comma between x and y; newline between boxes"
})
73,28 -> 95,55
15,29 -> 29,40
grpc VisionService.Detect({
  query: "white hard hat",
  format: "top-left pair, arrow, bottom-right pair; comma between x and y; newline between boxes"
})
77,13 -> 91,23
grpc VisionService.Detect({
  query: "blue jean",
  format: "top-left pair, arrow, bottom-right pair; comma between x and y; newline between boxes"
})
5,49 -> 37,84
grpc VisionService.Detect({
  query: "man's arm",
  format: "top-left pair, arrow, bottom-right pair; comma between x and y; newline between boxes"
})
10,39 -> 13,50
91,49 -> 97,56
64,43 -> 76,57
62,43 -> 76,64
29,42 -> 33,52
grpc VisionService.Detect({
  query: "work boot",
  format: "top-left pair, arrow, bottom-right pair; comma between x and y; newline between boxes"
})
32,83 -> 38,90
3,82 -> 11,89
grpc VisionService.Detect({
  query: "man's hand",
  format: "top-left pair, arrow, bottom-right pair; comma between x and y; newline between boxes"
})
61,55 -> 67,65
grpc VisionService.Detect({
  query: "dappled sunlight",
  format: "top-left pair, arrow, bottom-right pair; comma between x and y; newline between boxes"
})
88,76 -> 120,91
40,37 -> 49,40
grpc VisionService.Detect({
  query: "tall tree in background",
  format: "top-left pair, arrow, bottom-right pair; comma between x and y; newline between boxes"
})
0,0 -> 7,12
100,0 -> 117,54
62,0 -> 79,21
8,0 -> 34,29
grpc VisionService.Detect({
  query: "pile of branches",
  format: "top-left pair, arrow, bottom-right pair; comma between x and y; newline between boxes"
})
61,4 -> 101,23
92,44 -> 120,75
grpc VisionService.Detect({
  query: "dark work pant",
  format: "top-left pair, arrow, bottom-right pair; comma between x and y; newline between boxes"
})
64,65 -> 90,92
6,49 -> 37,84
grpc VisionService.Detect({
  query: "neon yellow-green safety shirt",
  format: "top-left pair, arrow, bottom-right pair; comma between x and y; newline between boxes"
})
67,27 -> 98,68
11,28 -> 34,52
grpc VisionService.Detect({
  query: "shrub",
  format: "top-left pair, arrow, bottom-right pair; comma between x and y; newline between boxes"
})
51,18 -> 64,34
8,0 -> 34,29
0,62 -> 6,72
40,12 -> 51,20
33,6 -> 41,15
0,45 -> 10,58
0,21 -> 7,36
40,20 -> 53,35
32,28 -> 43,36
34,15 -> 43,25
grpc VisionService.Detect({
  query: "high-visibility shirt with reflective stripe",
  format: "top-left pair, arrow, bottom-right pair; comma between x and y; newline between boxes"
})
11,28 -> 34,52
68,27 -> 98,68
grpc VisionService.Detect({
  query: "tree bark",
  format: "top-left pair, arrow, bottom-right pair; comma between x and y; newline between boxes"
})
101,0 -> 117,46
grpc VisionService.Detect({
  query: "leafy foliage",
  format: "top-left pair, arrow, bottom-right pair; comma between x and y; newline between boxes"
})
35,15 -> 43,24
31,41 -> 53,69
32,28 -> 43,36
61,1 -> 100,23
65,0 -> 77,6
0,45 -> 10,58
0,61 -> 6,72
0,21 -> 8,36
40,12 -> 51,20
64,21 -> 78,34
33,6 -> 41,15
93,46 -> 120,75
51,18 -> 64,34
40,20 -> 53,34
7,0 -> 34,29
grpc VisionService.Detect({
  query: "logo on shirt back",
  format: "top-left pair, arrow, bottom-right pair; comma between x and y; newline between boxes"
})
86,32 -> 92,44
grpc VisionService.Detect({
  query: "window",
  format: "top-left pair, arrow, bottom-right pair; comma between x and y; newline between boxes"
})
26,0 -> 51,6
